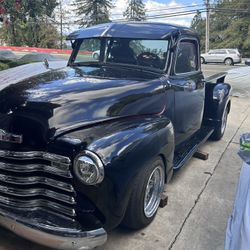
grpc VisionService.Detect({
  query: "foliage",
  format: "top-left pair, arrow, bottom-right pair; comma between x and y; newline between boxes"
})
123,0 -> 146,21
0,61 -> 9,70
0,59 -> 30,71
190,0 -> 250,56
73,0 -> 113,27
0,0 -> 60,48
191,11 -> 206,52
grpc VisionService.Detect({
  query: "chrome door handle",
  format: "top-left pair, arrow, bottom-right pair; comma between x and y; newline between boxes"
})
183,81 -> 196,91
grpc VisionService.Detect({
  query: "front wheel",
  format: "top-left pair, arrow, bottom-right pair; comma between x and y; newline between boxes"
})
201,57 -> 205,64
211,106 -> 229,140
122,157 -> 165,229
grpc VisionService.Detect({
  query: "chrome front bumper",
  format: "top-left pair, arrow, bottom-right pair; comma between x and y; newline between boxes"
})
0,210 -> 107,250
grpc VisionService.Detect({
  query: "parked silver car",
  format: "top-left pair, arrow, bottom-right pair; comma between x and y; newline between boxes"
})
201,49 -> 241,65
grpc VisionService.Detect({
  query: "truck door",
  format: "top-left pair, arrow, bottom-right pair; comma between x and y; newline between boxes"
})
169,38 -> 205,146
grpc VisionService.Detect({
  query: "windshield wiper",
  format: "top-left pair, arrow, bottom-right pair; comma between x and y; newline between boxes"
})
70,61 -> 103,67
105,62 -> 164,74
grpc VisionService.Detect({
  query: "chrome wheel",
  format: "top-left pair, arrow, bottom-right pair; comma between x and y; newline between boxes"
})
221,108 -> 228,135
144,166 -> 164,218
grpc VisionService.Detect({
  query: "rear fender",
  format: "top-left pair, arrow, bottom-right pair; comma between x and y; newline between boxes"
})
203,79 -> 231,128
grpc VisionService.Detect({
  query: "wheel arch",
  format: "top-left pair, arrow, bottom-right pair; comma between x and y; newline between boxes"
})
56,115 -> 175,230
203,81 -> 232,128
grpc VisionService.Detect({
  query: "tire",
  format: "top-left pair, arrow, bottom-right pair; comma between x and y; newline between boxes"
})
122,157 -> 165,229
201,57 -> 205,64
211,106 -> 229,141
93,53 -> 99,60
224,58 -> 234,66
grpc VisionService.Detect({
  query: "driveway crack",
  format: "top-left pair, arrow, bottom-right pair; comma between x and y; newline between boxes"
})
168,113 -> 249,250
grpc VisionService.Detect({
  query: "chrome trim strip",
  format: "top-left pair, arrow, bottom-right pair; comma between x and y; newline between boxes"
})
0,150 -> 71,165
0,214 -> 107,250
0,184 -> 75,205
0,162 -> 72,178
0,196 -> 76,217
0,173 -> 74,192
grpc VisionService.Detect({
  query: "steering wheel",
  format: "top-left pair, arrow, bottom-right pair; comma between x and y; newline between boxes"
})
137,52 -> 162,68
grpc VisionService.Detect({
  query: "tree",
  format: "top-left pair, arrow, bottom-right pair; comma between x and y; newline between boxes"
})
190,0 -> 250,56
0,0 -> 60,48
73,0 -> 113,27
209,0 -> 250,56
123,0 -> 146,21
191,10 -> 206,52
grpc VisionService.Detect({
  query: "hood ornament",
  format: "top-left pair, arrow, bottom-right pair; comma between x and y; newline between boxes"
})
43,58 -> 50,69
0,129 -> 23,144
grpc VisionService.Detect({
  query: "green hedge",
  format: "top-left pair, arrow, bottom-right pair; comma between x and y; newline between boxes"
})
0,59 -> 31,71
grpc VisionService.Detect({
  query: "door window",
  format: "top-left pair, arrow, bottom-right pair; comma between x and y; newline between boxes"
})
214,50 -> 227,54
175,40 -> 198,74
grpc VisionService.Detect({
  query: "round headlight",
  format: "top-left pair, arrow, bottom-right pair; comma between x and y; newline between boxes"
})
74,151 -> 104,185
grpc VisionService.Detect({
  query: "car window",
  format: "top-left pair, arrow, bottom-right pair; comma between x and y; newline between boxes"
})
108,38 -> 169,70
175,40 -> 198,74
73,38 -> 169,71
228,50 -> 237,54
75,38 -> 101,63
214,50 -> 227,54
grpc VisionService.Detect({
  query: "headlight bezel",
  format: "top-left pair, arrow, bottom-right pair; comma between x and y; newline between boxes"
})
74,150 -> 104,185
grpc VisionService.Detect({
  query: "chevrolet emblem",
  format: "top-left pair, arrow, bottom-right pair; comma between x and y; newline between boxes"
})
0,129 -> 23,144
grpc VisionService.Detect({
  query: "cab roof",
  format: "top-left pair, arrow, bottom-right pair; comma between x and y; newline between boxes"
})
66,22 -> 197,40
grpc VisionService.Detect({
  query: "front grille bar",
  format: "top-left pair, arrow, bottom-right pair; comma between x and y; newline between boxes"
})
0,162 -> 72,178
0,195 -> 76,217
0,150 -> 70,166
0,184 -> 75,205
0,150 -> 76,218
0,173 -> 74,192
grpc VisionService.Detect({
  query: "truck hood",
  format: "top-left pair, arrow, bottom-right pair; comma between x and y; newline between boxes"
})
0,66 -> 165,149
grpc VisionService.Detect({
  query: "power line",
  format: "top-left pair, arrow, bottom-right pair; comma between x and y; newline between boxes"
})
111,4 -> 205,16
145,4 -> 204,12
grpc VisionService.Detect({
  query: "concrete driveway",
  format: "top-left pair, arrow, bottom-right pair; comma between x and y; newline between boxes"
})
0,64 -> 249,250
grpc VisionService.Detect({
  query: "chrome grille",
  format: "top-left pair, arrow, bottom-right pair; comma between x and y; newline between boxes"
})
0,150 -> 76,218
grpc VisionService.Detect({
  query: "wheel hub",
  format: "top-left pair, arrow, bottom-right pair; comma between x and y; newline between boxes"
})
144,166 -> 164,218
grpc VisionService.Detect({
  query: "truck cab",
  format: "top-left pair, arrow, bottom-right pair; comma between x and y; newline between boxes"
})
0,22 -> 231,250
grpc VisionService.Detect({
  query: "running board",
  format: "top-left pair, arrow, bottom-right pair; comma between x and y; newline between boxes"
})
173,127 -> 214,170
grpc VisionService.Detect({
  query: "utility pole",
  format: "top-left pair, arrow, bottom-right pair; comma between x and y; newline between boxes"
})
205,0 -> 210,52
60,0 -> 63,50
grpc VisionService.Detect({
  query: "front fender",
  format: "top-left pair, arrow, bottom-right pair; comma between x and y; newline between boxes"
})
52,116 -> 174,230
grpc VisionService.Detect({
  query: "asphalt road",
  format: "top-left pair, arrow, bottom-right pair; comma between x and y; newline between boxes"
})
0,63 -> 249,250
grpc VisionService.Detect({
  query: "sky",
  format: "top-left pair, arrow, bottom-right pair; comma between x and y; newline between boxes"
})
61,0 -> 206,33
111,0 -> 206,27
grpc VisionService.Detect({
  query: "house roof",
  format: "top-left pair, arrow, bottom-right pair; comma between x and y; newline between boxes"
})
66,22 -> 197,40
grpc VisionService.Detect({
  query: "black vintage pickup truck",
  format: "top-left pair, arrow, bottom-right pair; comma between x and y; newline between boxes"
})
0,22 -> 231,249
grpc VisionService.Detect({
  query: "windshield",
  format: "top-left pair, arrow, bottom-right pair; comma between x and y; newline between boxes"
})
73,38 -> 170,71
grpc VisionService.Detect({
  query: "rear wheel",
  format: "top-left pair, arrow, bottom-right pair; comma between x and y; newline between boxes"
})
211,106 -> 229,140
122,157 -> 165,229
93,53 -> 99,60
201,57 -> 205,64
224,58 -> 234,66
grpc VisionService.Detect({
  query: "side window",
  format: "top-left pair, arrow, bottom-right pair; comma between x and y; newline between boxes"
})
214,50 -> 226,54
175,40 -> 198,74
75,38 -> 101,63
228,50 -> 236,54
